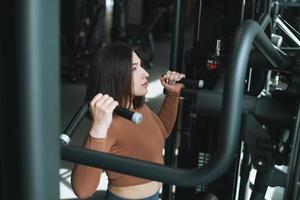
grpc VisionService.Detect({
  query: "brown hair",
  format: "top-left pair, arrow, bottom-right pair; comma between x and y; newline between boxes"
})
85,43 -> 144,109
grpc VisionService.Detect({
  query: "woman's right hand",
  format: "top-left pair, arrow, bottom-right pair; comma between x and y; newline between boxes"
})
89,93 -> 119,139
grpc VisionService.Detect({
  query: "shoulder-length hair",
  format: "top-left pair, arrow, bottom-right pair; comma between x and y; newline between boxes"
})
85,43 -> 144,110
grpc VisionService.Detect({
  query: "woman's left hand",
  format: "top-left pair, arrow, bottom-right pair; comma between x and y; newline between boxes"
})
160,70 -> 185,94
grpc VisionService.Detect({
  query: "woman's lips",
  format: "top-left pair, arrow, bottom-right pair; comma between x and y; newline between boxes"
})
142,82 -> 148,87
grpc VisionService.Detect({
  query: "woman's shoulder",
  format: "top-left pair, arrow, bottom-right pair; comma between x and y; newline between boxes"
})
138,104 -> 153,115
140,103 -> 150,111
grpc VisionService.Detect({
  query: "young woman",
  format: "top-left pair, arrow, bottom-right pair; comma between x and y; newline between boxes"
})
71,43 -> 185,200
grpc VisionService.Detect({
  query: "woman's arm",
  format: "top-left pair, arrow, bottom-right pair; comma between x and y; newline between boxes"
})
71,135 -> 107,199
71,93 -> 117,198
157,71 -> 184,138
157,91 -> 180,139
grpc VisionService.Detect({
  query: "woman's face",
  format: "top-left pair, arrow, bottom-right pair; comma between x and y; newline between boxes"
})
131,52 -> 149,96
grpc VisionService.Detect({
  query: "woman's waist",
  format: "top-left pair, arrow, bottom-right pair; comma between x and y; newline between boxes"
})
108,181 -> 162,199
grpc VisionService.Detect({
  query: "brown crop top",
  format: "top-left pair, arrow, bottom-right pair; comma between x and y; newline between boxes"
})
71,91 -> 180,198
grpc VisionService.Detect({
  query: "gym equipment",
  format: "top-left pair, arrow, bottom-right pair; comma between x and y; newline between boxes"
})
60,102 -> 142,144
61,19 -> 292,188
5,1 -> 300,200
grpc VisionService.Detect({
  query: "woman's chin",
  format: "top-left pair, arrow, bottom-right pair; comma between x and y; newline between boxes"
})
136,89 -> 148,96
144,88 -> 148,95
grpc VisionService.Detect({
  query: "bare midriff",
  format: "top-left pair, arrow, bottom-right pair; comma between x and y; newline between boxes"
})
108,181 -> 162,199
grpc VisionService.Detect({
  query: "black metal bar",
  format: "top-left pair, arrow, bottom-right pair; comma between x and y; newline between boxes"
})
169,0 -> 186,71
62,20 -> 288,187
63,103 -> 89,137
193,90 -> 293,127
180,88 -> 198,98
253,25 -> 289,68
164,0 -> 187,198
194,0 -> 203,43
258,14 -> 272,38
60,102 -> 143,144
60,103 -> 89,144
17,0 -> 60,199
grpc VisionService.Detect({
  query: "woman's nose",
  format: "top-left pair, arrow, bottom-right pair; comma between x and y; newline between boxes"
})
143,68 -> 149,78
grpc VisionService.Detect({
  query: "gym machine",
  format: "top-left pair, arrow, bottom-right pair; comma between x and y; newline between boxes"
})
60,11 -> 300,200
2,1 -> 300,200
175,0 -> 300,199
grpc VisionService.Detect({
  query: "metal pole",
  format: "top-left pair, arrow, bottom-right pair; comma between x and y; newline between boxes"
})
169,0 -> 187,71
163,0 -> 187,199
16,0 -> 60,199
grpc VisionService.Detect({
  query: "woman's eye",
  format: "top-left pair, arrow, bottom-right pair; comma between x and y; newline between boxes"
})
132,67 -> 137,71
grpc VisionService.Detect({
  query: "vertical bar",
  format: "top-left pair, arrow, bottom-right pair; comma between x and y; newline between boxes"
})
17,0 -> 60,199
1,1 -> 20,199
163,0 -> 186,199
169,0 -> 187,71
195,0 -> 203,43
